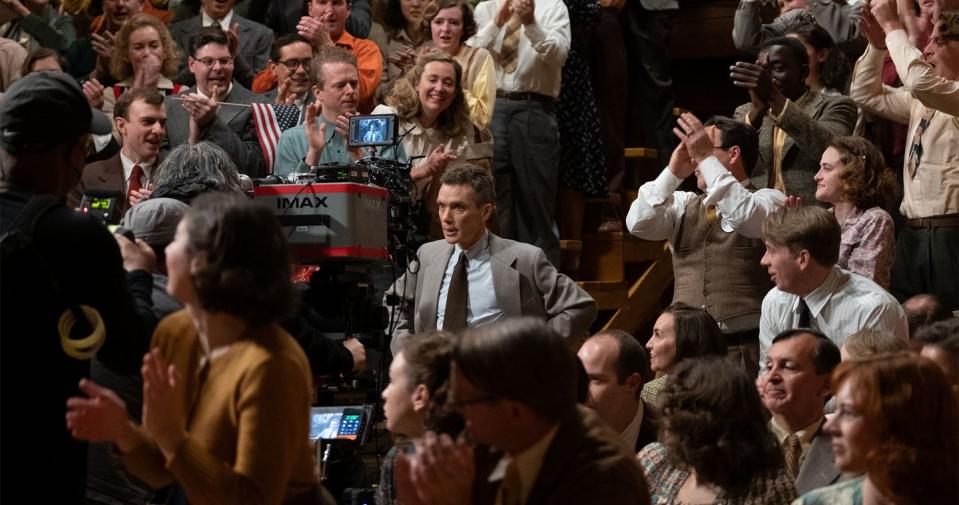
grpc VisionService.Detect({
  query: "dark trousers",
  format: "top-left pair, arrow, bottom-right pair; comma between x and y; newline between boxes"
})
891,224 -> 959,310
590,7 -> 628,192
492,98 -> 562,266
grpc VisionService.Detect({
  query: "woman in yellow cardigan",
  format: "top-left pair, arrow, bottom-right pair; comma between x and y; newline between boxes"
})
67,192 -> 326,505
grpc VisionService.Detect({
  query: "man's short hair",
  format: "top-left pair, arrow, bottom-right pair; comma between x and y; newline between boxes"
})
904,294 -> 952,336
771,328 -> 840,375
592,329 -> 653,385
188,26 -> 230,57
705,116 -> 759,173
113,88 -> 164,120
917,318 -> 959,346
310,46 -> 357,89
455,318 -> 578,421
270,34 -> 312,63
760,36 -> 809,70
762,206 -> 841,267
439,164 -> 495,206
843,329 -> 908,360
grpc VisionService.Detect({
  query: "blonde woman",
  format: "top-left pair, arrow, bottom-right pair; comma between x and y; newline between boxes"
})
102,13 -> 183,115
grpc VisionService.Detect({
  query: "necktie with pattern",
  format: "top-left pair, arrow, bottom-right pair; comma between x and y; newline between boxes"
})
499,16 -> 522,74
783,433 -> 802,477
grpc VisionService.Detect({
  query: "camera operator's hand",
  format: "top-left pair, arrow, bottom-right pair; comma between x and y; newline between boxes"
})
673,112 -> 713,165
332,112 -> 366,162
342,337 -> 366,372
115,234 -> 156,273
304,103 -> 329,166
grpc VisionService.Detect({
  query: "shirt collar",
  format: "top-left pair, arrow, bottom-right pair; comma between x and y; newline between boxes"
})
488,423 -> 561,505
770,417 -> 824,447
201,9 -> 234,29
800,267 -> 845,319
119,151 -> 156,174
616,401 -> 645,450
456,229 -> 490,260
196,82 -> 234,100
335,30 -> 357,49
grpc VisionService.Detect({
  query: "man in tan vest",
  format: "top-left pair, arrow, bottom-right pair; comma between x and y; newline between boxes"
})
626,112 -> 785,376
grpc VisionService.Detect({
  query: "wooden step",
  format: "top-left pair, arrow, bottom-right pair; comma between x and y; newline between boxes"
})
624,147 -> 659,160
580,232 -> 625,282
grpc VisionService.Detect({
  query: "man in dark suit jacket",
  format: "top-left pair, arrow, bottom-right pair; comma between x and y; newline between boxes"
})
163,27 -> 268,177
169,0 -> 274,81
393,318 -> 652,505
759,328 -> 843,495
731,36 -> 857,204
385,165 -> 597,355
70,88 -> 167,216
577,329 -> 659,454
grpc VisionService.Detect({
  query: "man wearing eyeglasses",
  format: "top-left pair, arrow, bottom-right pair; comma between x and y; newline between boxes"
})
258,34 -> 316,112
626,113 -> 785,377
162,27 -> 269,177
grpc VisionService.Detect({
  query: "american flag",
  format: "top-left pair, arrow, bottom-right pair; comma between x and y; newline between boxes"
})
251,103 -> 301,174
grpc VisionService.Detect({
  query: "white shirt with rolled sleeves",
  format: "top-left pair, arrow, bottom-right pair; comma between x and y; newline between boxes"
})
758,266 -> 909,372
469,0 -> 570,98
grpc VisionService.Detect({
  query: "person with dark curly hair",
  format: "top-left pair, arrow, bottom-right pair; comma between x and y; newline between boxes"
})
785,23 -> 851,95
66,192 -> 329,505
794,352 -> 959,504
377,331 -> 464,504
813,136 -> 898,289
640,303 -> 727,406
639,356 -> 796,504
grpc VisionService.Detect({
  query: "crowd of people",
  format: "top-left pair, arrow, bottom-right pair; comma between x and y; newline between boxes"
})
0,0 -> 957,502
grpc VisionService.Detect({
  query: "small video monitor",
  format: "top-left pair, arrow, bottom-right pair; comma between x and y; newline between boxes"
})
309,406 -> 368,441
309,410 -> 343,441
79,190 -> 123,225
348,114 -> 397,148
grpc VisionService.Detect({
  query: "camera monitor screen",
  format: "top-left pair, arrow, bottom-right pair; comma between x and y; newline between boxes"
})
348,114 -> 397,148
309,406 -> 367,441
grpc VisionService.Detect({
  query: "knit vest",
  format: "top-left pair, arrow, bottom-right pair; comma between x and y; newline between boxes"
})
671,193 -> 771,324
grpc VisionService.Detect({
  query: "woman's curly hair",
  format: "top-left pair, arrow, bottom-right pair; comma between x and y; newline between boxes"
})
832,352 -> 959,504
829,136 -> 899,211
385,52 -> 469,138
419,0 -> 478,45
659,356 -> 785,491
185,192 -> 294,326
400,331 -> 464,435
110,13 -> 181,81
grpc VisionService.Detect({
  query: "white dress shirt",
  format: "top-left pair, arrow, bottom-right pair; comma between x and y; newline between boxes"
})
616,401 -> 645,453
435,230 -> 504,330
119,152 -> 155,195
759,267 -> 909,369
469,0 -> 570,98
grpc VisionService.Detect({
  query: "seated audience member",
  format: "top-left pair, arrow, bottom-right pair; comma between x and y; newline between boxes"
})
639,356 -> 796,505
731,37 -> 857,204
376,52 -> 479,238
785,22 -> 851,95
902,293 -> 953,348
66,192 -> 328,505
394,318 -> 652,504
377,0 -> 425,99
162,27 -> 269,177
0,72 -> 155,503
627,113 -> 781,376
0,0 -> 77,51
641,303 -> 728,406
758,329 -> 842,495
917,318 -> 959,390
253,34 -> 316,110
814,136 -> 897,288
732,0 -> 862,55
758,206 -> 908,366
169,0 -> 274,84
794,353 -> 958,504
385,164 -> 596,355
577,330 -> 658,453
150,141 -> 243,203
840,328 -> 908,360
258,0 -> 372,40
296,0 -> 383,113
275,47 -> 388,177
378,331 -> 463,504
853,3 -> 959,310
70,88 -> 167,213
422,0 -> 496,130
19,46 -> 63,74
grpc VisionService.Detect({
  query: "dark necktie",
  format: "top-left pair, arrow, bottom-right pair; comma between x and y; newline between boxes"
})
798,298 -> 812,328
443,253 -> 469,331
127,163 -> 143,202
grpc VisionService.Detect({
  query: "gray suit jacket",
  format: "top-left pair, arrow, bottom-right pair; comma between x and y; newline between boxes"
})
734,90 -> 857,204
732,0 -> 863,55
386,233 -> 597,355
796,423 -> 842,495
162,83 -> 269,177
170,14 -> 274,74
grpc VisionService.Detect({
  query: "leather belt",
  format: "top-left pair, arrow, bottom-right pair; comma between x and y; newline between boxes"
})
496,90 -> 554,104
906,214 -> 959,228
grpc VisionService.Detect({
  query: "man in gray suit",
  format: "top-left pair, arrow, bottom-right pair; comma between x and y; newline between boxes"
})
731,36 -> 857,204
386,164 -> 597,355
162,27 -> 268,177
169,0 -> 274,87
758,328 -> 842,495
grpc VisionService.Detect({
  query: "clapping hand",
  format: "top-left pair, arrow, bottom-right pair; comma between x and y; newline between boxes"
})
82,78 -> 105,110
395,432 -> 475,505
673,112 -> 714,165
180,85 -> 220,127
141,348 -> 186,461
304,102 -> 329,166
91,31 -> 117,59
66,379 -> 132,445
298,14 -> 334,49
